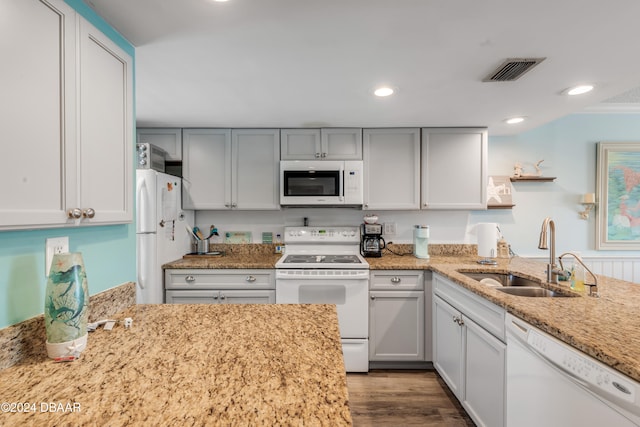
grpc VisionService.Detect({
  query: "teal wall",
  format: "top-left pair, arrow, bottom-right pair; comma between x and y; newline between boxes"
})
0,0 -> 136,329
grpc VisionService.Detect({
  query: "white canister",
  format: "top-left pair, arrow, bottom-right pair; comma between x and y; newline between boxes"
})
413,225 -> 430,259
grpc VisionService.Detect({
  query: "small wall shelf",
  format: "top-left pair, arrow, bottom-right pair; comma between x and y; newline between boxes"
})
488,204 -> 515,210
510,176 -> 556,182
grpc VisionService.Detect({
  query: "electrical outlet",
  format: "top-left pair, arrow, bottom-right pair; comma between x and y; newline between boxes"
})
46,237 -> 69,276
384,222 -> 397,235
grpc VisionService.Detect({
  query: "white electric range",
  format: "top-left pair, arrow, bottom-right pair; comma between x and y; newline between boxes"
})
275,226 -> 370,372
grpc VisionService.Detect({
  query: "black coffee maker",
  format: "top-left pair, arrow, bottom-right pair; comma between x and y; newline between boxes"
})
360,223 -> 385,257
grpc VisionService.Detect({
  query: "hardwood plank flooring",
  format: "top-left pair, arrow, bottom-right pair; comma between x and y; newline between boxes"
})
346,370 -> 476,426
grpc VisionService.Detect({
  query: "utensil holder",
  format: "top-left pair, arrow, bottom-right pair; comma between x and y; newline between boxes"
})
195,239 -> 210,254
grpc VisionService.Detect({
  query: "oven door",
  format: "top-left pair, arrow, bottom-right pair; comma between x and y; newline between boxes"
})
275,273 -> 368,339
280,161 -> 344,205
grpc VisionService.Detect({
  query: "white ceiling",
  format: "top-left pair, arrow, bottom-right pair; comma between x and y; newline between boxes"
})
87,0 -> 640,136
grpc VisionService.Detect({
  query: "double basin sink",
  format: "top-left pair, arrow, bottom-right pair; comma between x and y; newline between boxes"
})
459,271 -> 577,298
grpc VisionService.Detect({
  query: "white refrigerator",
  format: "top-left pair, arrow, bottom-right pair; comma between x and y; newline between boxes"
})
136,169 -> 193,304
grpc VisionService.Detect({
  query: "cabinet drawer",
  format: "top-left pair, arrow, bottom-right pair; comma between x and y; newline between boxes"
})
370,271 -> 424,290
433,273 -> 505,341
165,269 -> 274,290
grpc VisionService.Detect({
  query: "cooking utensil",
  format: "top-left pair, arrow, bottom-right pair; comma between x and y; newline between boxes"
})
193,226 -> 205,240
185,225 -> 199,241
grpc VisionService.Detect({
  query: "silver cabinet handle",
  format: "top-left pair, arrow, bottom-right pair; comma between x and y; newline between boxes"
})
245,275 -> 257,282
225,203 -> 230,208
315,152 -> 321,158
370,295 -> 376,300
390,277 -> 401,284
68,208 -> 82,219
453,316 -> 465,326
232,203 -> 237,208
321,152 -> 327,158
213,294 -> 219,300
220,293 -> 226,300
185,275 -> 195,282
83,208 -> 95,218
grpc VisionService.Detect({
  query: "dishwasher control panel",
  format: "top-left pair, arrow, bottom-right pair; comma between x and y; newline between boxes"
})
527,328 -> 637,404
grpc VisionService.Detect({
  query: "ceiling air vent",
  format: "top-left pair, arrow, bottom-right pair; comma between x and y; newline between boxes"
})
483,58 -> 546,82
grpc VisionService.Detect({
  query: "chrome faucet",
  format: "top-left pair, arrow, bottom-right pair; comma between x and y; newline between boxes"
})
558,252 -> 600,297
537,217 -> 566,283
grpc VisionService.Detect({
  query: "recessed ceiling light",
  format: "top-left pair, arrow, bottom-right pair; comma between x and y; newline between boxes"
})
566,85 -> 594,96
374,87 -> 394,97
505,117 -> 525,124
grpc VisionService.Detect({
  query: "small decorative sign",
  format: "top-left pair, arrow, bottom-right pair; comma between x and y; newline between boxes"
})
487,176 -> 514,208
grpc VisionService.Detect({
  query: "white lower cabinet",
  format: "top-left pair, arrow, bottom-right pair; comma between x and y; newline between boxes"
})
164,269 -> 275,304
369,271 -> 425,361
433,273 -> 506,427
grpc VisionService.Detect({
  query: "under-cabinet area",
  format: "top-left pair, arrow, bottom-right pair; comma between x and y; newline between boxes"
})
164,269 -> 275,304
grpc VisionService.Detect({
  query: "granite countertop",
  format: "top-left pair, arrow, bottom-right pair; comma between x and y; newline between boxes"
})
0,304 -> 351,426
163,244 -> 640,382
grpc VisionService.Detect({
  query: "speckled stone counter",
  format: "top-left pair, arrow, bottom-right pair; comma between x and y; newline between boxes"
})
0,304 -> 352,426
164,243 -> 281,269
161,243 -> 640,383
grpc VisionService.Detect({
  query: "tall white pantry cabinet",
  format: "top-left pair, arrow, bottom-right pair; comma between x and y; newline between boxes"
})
1,0 -> 134,230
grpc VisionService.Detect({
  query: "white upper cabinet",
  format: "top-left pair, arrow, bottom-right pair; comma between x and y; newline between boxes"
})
231,129 -> 280,209
421,128 -> 487,210
136,128 -> 182,161
280,128 -> 362,160
363,128 -> 421,210
76,17 -> 133,225
183,129 -> 280,210
182,129 -> 231,210
0,0 -> 133,230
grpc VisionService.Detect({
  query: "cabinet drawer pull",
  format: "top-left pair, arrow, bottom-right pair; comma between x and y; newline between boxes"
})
185,275 -> 195,282
390,277 -> 401,284
220,293 -> 226,300
370,295 -> 376,300
245,275 -> 257,282
315,152 -> 321,158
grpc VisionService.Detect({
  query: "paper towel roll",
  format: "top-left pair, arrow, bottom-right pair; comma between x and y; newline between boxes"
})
477,223 -> 498,258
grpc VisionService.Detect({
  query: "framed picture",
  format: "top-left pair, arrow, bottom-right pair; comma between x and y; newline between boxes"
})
596,142 -> 640,250
487,175 -> 514,208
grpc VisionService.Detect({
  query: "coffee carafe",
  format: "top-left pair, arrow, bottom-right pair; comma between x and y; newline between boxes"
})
360,223 -> 385,257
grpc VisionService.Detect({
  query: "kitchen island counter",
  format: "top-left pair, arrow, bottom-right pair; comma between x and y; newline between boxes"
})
0,304 -> 351,426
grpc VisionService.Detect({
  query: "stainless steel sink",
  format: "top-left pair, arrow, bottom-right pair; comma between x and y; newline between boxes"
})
459,272 -> 541,287
458,271 -> 577,297
495,287 -> 573,297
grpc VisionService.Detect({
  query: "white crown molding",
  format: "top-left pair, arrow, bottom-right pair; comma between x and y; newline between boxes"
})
580,103 -> 640,113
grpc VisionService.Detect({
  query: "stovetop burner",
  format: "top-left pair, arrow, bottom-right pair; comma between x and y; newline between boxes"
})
282,254 -> 362,264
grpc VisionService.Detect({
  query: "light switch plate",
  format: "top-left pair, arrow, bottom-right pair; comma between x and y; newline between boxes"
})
384,222 -> 397,235
46,237 -> 69,276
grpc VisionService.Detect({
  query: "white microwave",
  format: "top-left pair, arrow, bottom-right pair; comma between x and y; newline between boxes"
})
280,160 -> 364,206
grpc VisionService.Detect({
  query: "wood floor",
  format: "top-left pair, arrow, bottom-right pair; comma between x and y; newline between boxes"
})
346,370 -> 476,426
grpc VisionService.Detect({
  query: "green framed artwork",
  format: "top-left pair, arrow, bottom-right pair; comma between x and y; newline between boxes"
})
596,142 -> 640,249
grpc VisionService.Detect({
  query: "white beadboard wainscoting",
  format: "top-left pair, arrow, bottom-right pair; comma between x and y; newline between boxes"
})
526,256 -> 640,284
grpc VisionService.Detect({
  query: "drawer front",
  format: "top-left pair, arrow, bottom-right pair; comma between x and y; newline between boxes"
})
370,270 -> 424,291
165,269 -> 274,290
433,273 -> 505,342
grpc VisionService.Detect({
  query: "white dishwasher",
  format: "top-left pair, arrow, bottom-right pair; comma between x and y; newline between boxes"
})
506,313 -> 640,426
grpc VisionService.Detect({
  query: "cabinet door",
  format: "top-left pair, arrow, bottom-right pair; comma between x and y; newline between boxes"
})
369,291 -> 425,361
363,128 -> 420,210
280,129 -> 321,159
232,129 -> 280,209
433,295 -> 464,399
463,316 -> 506,427
137,128 -> 182,161
165,290 -> 220,304
321,128 -> 362,160
77,17 -> 133,225
220,290 -> 276,304
421,128 -> 487,210
182,129 -> 231,209
0,0 -> 76,229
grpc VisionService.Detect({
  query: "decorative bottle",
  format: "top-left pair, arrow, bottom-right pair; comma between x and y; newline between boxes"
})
44,252 -> 90,359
